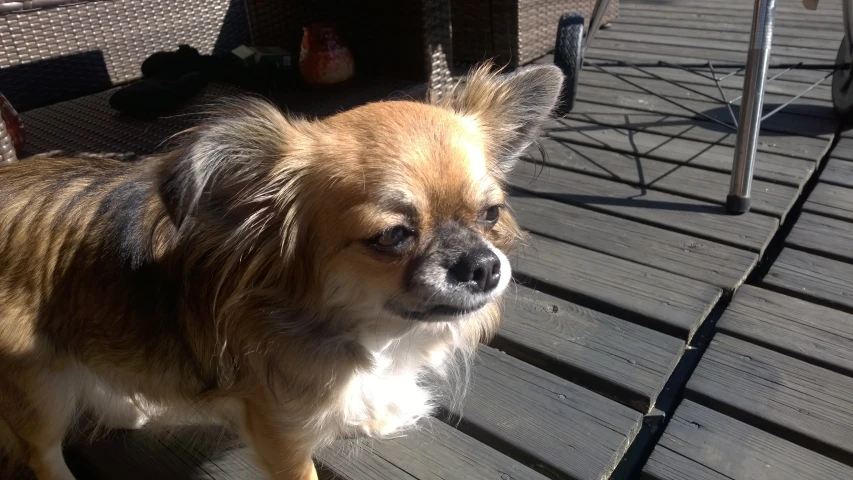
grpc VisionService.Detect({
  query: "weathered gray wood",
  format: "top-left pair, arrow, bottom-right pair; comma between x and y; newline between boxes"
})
451,347 -> 643,480
545,119 -> 813,187
544,115 -> 814,188
764,248 -> 853,311
514,232 -> 722,337
830,136 -> 853,158
717,285 -> 853,377
533,137 -> 800,218
686,334 -> 853,463
609,21 -> 842,51
787,212 -> 853,263
801,182 -> 853,222
318,417 -> 549,480
495,284 -> 685,411
820,157 -> 853,189
612,15 -> 844,43
621,2 -> 847,22
591,30 -> 837,63
561,100 -> 831,161
642,401 -> 853,480
508,159 -> 779,252
577,68 -> 832,115
508,194 -> 757,290
569,80 -> 837,138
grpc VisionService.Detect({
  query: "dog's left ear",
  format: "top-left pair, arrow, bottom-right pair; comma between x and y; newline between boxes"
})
441,64 -> 564,173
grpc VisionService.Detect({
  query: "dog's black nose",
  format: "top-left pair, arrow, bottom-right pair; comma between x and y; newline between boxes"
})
447,248 -> 501,293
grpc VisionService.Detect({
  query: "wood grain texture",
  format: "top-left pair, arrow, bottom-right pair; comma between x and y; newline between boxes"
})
508,159 -> 779,252
564,80 -> 836,138
318,417 -> 548,480
819,157 -> 853,189
532,137 -> 800,219
786,212 -> 853,263
641,401 -> 853,480
686,335 -> 853,463
494,284 -> 685,411
514,232 -> 722,338
508,194 -> 757,291
451,346 -> 643,480
717,285 -> 853,377
561,100 -> 830,162
763,248 -> 853,311
802,183 -> 853,221
545,116 -> 815,186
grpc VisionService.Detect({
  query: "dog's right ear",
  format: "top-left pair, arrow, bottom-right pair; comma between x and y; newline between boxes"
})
158,98 -> 292,229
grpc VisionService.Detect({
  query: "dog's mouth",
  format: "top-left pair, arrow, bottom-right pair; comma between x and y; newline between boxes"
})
386,301 -> 488,322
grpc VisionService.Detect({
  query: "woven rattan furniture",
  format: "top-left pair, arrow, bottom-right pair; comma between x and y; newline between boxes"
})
0,0 -> 454,163
451,0 -> 619,67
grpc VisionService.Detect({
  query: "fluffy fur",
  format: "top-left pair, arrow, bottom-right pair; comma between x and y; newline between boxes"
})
0,63 -> 563,479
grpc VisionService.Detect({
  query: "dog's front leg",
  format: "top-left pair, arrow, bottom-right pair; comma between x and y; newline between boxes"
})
240,402 -> 318,480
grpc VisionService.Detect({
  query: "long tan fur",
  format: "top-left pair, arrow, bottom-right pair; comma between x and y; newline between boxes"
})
0,63 -> 563,479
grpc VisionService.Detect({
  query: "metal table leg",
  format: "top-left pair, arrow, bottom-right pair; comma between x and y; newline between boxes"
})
583,0 -> 612,56
726,0 -> 777,214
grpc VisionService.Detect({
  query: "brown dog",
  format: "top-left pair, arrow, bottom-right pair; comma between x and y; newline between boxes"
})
0,64 -> 563,479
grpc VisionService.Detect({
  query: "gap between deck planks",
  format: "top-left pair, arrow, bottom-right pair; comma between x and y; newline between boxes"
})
717,285 -> 853,378
545,117 -> 816,187
685,334 -> 853,465
509,158 -> 779,253
512,231 -> 722,339
764,248 -> 853,312
530,137 -> 802,219
508,194 -> 757,291
494,284 -> 685,411
641,401 -> 853,480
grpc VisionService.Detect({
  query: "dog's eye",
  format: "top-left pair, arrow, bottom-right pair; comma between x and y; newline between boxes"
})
370,225 -> 414,251
478,205 -> 502,226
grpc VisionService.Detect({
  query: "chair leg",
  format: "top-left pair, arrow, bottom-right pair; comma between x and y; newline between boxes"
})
583,0 -> 612,56
727,0 -> 777,214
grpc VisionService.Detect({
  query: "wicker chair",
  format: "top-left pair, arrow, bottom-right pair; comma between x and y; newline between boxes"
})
0,0 -> 454,163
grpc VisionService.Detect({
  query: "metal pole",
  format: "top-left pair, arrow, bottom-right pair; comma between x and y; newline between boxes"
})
726,0 -> 776,214
844,0 -> 853,51
583,0 -> 613,56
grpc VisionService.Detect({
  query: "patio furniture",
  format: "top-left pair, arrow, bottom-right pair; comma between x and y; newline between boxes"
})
451,0 -> 619,67
0,0 -> 453,162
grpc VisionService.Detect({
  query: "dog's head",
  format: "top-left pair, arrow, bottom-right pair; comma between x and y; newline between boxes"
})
160,64 -> 563,338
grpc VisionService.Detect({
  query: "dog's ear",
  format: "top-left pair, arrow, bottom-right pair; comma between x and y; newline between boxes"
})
158,98 -> 292,229
441,64 -> 564,173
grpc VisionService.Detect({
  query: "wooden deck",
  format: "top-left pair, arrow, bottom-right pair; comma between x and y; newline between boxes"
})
13,0 -> 853,478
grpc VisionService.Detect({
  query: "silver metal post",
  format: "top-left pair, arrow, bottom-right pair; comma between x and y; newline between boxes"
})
844,0 -> 853,50
727,0 -> 776,214
583,0 -> 613,56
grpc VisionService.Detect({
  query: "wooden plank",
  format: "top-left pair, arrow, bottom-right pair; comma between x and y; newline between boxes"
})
318,418 -> 549,480
584,48 -> 833,86
576,70 -> 833,120
494,284 -> 685,411
801,182 -> 853,221
620,2 -> 847,23
611,15 -> 843,43
514,232 -> 722,338
560,99 -> 831,161
572,80 -> 837,138
830,136 -> 853,158
617,6 -> 844,30
686,334 -> 853,464
641,401 -> 853,480
449,346 -> 643,480
545,118 -> 813,187
764,248 -> 853,311
534,137 -> 800,218
819,157 -> 853,189
508,194 -> 757,290
68,419 -> 547,480
717,285 -> 853,377
508,159 -> 780,252
593,30 -> 837,62
787,212 -> 853,263
609,21 -> 842,51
